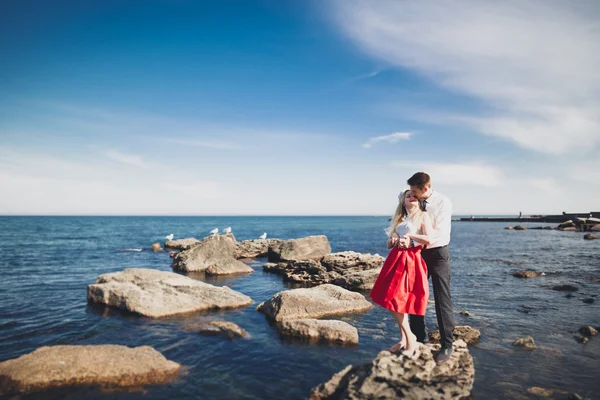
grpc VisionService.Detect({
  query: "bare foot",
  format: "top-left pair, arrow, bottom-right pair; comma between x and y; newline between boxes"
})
388,339 -> 406,353
402,334 -> 420,358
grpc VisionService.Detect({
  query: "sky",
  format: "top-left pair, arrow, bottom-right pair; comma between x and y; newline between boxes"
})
1,0 -> 599,216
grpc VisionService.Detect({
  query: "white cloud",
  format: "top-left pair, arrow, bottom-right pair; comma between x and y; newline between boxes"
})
330,0 -> 600,154
391,161 -> 505,187
104,149 -> 150,168
363,132 -> 412,148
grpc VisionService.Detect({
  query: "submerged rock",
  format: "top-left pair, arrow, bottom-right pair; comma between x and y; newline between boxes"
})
579,326 -> 598,337
87,268 -> 252,318
172,235 -> 253,275
267,235 -> 332,262
309,340 -> 474,400
164,238 -> 200,250
278,319 -> 359,344
512,270 -> 544,278
150,242 -> 162,251
184,320 -> 248,339
583,233 -> 598,240
548,284 -> 578,292
512,336 -> 537,350
256,284 -> 372,322
0,345 -> 180,396
513,225 -> 527,230
429,326 -> 480,345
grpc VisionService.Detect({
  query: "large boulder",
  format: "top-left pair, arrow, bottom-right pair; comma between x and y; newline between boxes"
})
172,235 -> 253,275
331,268 -> 383,291
87,268 -> 252,318
0,345 -> 180,396
256,284 -> 372,322
278,319 -> 359,344
429,326 -> 481,345
268,235 -> 331,262
235,239 -> 284,259
164,238 -> 200,250
309,340 -> 474,400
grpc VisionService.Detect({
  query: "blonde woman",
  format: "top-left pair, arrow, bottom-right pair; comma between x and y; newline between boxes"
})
369,189 -> 433,357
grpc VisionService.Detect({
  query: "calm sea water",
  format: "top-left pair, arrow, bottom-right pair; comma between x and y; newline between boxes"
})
0,216 -> 598,399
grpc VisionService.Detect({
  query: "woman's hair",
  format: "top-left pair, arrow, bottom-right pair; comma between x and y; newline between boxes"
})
388,189 -> 425,236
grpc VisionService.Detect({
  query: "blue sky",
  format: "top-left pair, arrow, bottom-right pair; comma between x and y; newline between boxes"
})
1,0 -> 599,215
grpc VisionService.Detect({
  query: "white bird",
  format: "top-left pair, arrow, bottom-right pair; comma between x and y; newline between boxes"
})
210,228 -> 219,235
165,234 -> 174,241
259,232 -> 267,240
224,227 -> 232,234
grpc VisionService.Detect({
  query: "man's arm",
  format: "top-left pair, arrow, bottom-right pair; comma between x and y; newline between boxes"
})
431,197 -> 452,245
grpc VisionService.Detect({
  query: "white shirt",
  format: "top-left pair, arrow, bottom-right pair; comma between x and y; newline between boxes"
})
422,189 -> 452,248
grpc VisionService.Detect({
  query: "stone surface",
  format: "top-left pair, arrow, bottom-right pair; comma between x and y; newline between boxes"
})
547,284 -> 578,292
583,233 -> 598,240
561,227 -> 577,232
256,284 -> 372,322
164,238 -> 200,250
234,239 -> 284,259
504,226 -> 514,230
267,235 -> 332,262
579,326 -> 598,337
331,268 -> 382,291
278,319 -> 359,344
172,235 -> 253,275
87,268 -> 253,318
184,320 -> 248,339
429,326 -> 480,345
512,336 -> 537,350
512,270 -> 544,278
309,340 -> 474,400
527,387 -> 568,397
513,225 -> 527,230
0,345 -> 180,396
460,310 -> 471,317
591,224 -> 600,232
150,243 -> 162,251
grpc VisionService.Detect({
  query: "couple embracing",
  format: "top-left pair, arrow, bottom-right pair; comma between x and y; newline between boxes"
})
369,172 -> 455,364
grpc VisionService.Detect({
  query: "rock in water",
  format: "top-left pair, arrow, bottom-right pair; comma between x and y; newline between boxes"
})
164,238 -> 200,250
579,326 -> 598,337
429,326 -> 480,345
512,270 -> 544,278
256,284 -> 372,322
150,242 -> 162,251
278,319 -> 359,344
267,235 -> 331,262
583,233 -> 598,240
235,239 -> 284,259
0,345 -> 180,396
87,268 -> 253,317
172,235 -> 253,275
513,225 -> 527,230
184,320 -> 248,339
512,336 -> 537,350
309,340 -> 474,400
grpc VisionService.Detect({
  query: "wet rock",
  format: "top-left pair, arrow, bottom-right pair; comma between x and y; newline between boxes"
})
321,252 -> 384,273
527,387 -> 568,397
512,270 -> 544,278
331,268 -> 382,291
512,336 -> 536,350
513,225 -> 527,230
150,242 -> 162,251
591,224 -> 600,232
429,326 -> 480,345
262,262 -> 288,273
267,235 -> 331,262
87,268 -> 253,318
561,227 -> 578,232
169,251 -> 177,258
579,326 -> 598,337
505,226 -> 514,230
0,345 -> 180,396
583,233 -> 598,240
172,235 -> 253,275
548,284 -> 578,292
235,239 -> 284,259
557,220 -> 575,229
460,311 -> 471,316
183,320 -> 248,339
164,238 -> 200,250
575,335 -> 589,344
308,340 -> 474,400
582,298 -> 595,304
565,293 -> 575,298
256,284 -> 372,322
278,319 -> 359,344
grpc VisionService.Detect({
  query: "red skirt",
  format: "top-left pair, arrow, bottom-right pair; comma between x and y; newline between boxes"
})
369,246 -> 429,316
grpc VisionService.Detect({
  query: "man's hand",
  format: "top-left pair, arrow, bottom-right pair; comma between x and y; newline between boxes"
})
396,235 -> 411,249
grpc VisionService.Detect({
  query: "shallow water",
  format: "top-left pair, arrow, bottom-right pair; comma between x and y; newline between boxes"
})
0,216 -> 598,399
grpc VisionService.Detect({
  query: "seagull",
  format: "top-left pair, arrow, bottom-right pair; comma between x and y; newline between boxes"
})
259,232 -> 267,240
165,234 -> 174,241
224,227 -> 232,234
210,228 -> 219,235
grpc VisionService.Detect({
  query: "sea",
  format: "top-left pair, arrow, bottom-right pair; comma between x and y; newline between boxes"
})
0,216 -> 598,399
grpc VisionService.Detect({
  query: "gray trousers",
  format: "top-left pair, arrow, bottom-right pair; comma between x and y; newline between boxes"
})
409,245 -> 455,349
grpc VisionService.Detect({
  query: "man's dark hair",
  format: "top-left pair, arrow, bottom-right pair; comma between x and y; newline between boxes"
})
407,172 -> 431,189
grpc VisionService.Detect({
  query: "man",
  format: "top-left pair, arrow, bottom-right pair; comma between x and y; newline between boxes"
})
397,172 -> 455,363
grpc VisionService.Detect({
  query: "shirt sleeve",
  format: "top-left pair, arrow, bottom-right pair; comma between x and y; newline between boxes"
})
432,197 -> 452,244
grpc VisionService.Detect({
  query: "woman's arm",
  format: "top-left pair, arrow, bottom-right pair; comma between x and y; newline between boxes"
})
406,213 -> 433,246
387,232 -> 400,248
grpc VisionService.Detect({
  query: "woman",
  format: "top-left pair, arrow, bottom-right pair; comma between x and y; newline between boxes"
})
369,189 -> 433,357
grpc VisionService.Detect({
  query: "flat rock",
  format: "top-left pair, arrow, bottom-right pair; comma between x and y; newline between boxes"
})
561,227 -> 577,232
184,320 -> 248,339
256,284 -> 372,322
512,336 -> 537,350
513,225 -> 527,230
235,239 -> 284,259
591,224 -> 600,232
512,270 -> 544,278
429,326 -> 481,345
268,235 -> 331,262
0,345 -> 180,396
164,238 -> 200,250
172,235 -> 253,275
87,268 -> 253,318
278,319 -> 359,344
320,251 -> 384,273
583,233 -> 598,240
309,340 -> 474,400
331,268 -> 382,291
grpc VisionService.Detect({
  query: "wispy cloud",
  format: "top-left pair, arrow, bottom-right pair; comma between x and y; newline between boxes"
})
104,149 -> 150,169
391,161 -> 505,187
330,0 -> 600,154
363,132 -> 412,148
